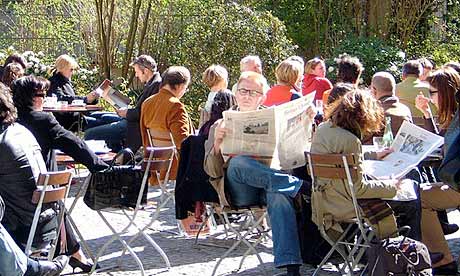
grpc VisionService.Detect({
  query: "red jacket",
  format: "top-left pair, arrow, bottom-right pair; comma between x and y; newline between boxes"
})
264,85 -> 299,107
302,74 -> 332,100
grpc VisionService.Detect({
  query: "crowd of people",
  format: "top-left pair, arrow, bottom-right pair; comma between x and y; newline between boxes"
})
0,49 -> 460,276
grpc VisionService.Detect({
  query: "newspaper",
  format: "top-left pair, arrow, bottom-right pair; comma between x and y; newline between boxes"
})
221,93 -> 315,170
363,120 -> 444,180
95,79 -> 131,109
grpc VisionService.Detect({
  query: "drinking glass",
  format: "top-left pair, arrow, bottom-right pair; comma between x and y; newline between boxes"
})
373,137 -> 386,150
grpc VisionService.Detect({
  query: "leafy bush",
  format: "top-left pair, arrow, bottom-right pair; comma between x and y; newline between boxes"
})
325,36 -> 407,85
146,1 -> 295,124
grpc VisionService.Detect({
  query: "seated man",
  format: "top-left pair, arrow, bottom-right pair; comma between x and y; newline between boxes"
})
204,72 -> 310,276
85,55 -> 162,152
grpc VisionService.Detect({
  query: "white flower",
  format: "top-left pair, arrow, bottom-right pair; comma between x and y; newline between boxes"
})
34,63 -> 39,69
397,51 -> 406,60
23,51 -> 34,58
37,51 -> 44,58
34,68 -> 40,74
328,66 -> 334,73
0,53 -> 5,59
30,57 -> 40,64
7,46 -> 15,51
389,65 -> 398,72
80,75 -> 87,80
40,65 -> 47,72
26,62 -> 33,69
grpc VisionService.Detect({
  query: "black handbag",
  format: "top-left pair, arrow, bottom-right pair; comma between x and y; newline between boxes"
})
367,227 -> 432,276
84,148 -> 147,210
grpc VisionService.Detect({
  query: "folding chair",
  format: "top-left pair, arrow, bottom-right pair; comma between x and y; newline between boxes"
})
305,152 -> 374,276
89,146 -> 175,275
25,170 -> 73,260
210,201 -> 272,276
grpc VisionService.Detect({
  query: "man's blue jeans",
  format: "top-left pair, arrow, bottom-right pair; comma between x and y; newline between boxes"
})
0,224 -> 27,276
226,155 -> 303,268
84,112 -> 122,130
84,118 -> 127,152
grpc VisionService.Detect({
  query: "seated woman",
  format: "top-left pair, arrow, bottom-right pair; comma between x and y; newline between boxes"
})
47,55 -> 99,130
0,83 -> 82,273
198,64 -> 231,128
416,67 -> 460,274
310,89 -> 419,240
302,58 -> 333,101
12,75 -> 108,172
1,62 -> 25,88
10,76 -> 107,272
0,53 -> 26,80
264,58 -> 302,106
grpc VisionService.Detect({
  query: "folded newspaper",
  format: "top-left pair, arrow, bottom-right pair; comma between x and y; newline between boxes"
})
221,93 -> 315,170
363,120 -> 444,180
95,79 -> 131,109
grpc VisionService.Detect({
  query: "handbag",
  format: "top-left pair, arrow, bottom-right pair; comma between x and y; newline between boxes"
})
84,148 -> 147,210
367,226 -> 432,276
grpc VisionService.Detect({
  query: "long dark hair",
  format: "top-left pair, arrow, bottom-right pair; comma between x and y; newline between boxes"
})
199,90 -> 236,137
0,83 -> 17,126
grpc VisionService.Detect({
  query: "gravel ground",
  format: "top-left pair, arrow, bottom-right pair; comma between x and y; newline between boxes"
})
63,175 -> 460,276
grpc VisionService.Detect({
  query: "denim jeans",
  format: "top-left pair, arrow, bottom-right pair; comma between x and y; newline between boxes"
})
84,118 -> 127,152
84,112 -> 123,130
226,155 -> 303,267
0,224 -> 27,276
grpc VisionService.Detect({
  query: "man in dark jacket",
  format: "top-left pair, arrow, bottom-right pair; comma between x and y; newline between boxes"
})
84,55 -> 161,152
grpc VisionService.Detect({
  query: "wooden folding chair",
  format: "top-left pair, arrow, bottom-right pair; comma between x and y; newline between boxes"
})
89,146 -> 175,275
25,170 -> 73,259
305,152 -> 374,276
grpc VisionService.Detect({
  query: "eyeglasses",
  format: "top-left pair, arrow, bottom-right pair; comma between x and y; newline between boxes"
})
237,88 -> 263,97
429,89 -> 438,96
34,93 -> 46,98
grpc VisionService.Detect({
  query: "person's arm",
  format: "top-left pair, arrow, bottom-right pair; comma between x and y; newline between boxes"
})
167,102 -> 191,150
140,101 -> 149,147
46,115 -> 108,172
204,122 -> 225,179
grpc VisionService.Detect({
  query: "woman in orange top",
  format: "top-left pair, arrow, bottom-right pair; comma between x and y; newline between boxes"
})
140,66 -> 193,181
264,57 -> 303,107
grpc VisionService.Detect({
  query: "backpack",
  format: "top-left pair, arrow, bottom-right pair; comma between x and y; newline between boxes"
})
367,231 -> 432,276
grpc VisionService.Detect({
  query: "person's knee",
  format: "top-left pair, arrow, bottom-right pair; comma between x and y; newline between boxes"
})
267,193 -> 292,211
227,156 -> 252,179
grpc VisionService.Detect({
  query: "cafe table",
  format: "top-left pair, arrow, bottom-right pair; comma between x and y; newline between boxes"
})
43,104 -> 104,135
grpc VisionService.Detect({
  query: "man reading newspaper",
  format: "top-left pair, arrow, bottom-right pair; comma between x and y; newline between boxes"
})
204,71 -> 315,276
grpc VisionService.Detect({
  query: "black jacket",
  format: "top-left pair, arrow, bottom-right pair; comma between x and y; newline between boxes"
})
0,123 -> 46,231
125,72 -> 161,152
17,107 -> 108,172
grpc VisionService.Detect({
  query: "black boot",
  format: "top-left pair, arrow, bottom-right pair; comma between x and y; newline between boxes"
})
286,264 -> 301,276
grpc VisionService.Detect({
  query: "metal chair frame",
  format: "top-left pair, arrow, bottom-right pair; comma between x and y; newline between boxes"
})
25,170 -> 73,259
306,152 -> 374,276
89,146 -> 175,275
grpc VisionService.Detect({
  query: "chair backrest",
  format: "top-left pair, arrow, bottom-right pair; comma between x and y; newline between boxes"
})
142,146 -> 176,173
305,151 -> 365,234
25,170 -> 73,256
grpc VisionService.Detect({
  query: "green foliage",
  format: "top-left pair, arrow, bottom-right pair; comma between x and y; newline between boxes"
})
326,36 -> 407,85
145,0 -> 295,124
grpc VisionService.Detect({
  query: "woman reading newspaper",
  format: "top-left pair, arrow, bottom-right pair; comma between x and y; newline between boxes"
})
310,89 -> 422,241
415,67 -> 460,275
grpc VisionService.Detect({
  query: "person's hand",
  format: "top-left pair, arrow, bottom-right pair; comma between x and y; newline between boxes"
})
213,119 -> 229,154
116,107 -> 128,118
86,91 -> 99,103
375,148 -> 394,160
415,92 -> 431,118
306,105 -> 317,121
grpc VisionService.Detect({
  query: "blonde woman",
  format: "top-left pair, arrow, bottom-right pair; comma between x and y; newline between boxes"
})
302,57 -> 332,100
199,64 -> 230,127
48,54 -> 99,129
263,58 -> 303,106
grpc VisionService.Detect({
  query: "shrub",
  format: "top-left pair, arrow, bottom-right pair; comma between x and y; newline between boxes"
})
325,36 -> 407,85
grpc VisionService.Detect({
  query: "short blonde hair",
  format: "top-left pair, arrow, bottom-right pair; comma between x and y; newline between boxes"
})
202,65 -> 228,88
240,55 -> 261,71
275,59 -> 304,85
54,54 -> 79,73
237,71 -> 269,94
